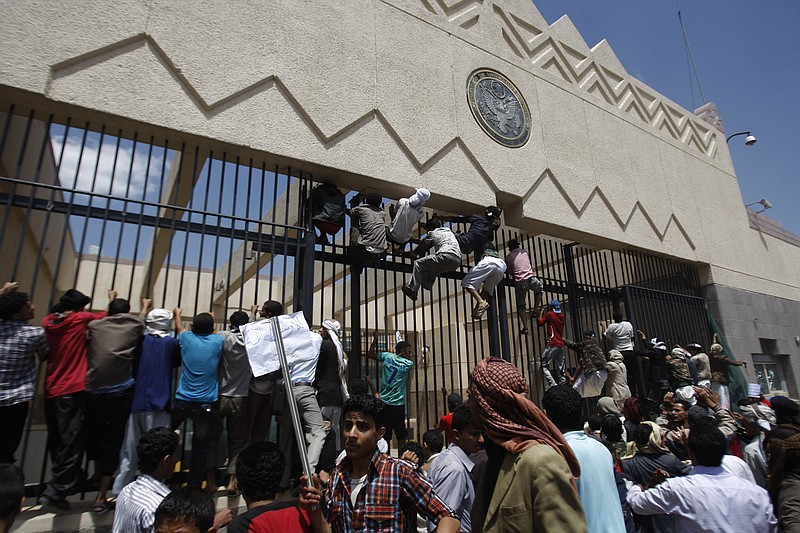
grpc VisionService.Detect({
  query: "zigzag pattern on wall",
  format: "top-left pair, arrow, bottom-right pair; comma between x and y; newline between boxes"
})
419,0 -> 719,159
523,169 -> 696,250
46,33 -> 695,251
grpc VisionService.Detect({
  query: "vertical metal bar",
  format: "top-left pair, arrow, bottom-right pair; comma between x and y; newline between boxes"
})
209,153 -> 226,314
193,151 -> 214,316
126,137 -> 156,301
11,113 -> 54,281
72,125 -> 107,289
177,146 -> 201,308
111,131 -> 140,292
0,109 -> 35,252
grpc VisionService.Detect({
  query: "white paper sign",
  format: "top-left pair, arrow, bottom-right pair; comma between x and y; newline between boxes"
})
241,311 -> 321,377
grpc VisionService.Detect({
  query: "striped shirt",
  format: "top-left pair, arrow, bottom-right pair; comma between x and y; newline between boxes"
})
0,320 -> 47,406
326,451 -> 455,533
112,474 -> 171,533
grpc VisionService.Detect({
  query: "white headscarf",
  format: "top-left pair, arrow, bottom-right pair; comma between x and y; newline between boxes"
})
408,188 -> 430,207
145,308 -> 173,337
323,319 -> 349,400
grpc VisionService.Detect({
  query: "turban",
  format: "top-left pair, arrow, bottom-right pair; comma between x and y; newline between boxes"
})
145,308 -> 173,337
468,357 -> 581,481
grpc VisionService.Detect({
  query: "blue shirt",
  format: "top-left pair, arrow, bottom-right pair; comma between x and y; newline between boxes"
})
426,444 -> 474,532
564,431 -> 626,533
132,335 -> 181,412
176,331 -> 223,403
378,351 -> 413,406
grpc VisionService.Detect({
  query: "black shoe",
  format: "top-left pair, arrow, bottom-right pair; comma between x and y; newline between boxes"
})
315,234 -> 330,245
401,285 -> 418,302
37,495 -> 70,511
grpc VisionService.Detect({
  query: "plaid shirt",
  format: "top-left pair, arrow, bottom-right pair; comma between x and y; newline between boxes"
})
0,320 -> 48,406
326,450 -> 455,533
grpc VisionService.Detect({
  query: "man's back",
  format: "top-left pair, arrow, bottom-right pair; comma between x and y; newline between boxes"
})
112,474 -> 170,533
227,501 -> 311,533
132,335 -> 180,413
627,466 -> 777,532
378,351 -> 413,406
564,431 -> 626,533
42,310 -> 105,397
176,331 -> 223,403
86,313 -> 144,391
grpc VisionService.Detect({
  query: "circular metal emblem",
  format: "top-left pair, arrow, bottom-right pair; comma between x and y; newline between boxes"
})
467,69 -> 531,148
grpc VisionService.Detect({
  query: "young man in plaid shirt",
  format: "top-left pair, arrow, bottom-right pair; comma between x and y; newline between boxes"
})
300,396 -> 460,532
0,283 -> 48,464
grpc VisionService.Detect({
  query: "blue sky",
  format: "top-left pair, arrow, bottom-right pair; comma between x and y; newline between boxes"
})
532,0 -> 800,235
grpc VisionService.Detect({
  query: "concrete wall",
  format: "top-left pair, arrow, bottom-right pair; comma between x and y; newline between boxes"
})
1,1 -> 797,321
706,283 -> 800,397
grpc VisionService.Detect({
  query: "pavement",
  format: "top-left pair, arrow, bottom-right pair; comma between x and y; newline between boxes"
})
9,491 -> 253,533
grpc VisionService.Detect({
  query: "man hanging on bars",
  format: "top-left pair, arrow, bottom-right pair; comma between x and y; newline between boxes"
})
39,288 -> 112,510
386,187 -> 431,246
401,218 -> 461,302
461,242 -> 507,320
432,205 -> 502,255
347,191 -> 390,268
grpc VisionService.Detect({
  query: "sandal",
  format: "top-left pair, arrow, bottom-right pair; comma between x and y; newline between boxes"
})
92,501 -> 114,514
520,327 -> 529,336
472,302 -> 490,319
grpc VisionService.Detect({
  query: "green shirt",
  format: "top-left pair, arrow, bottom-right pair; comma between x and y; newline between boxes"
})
377,351 -> 414,406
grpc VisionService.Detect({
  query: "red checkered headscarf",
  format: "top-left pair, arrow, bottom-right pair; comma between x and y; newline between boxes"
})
469,357 -> 581,481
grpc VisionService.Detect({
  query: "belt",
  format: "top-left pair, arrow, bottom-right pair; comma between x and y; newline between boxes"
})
293,381 -> 313,387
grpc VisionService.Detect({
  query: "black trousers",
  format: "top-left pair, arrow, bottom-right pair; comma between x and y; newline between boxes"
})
383,402 -> 408,443
171,399 -> 219,488
43,393 -> 86,501
621,350 -> 646,400
0,401 -> 29,463
85,388 -> 134,476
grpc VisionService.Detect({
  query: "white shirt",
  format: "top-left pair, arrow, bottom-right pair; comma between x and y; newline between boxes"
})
605,321 -> 634,351
627,466 -> 777,533
388,198 -> 424,243
112,474 -> 171,533
719,454 -> 756,484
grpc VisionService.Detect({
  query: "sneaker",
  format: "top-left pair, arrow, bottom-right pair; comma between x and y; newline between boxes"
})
37,495 -> 70,511
401,285 -> 418,302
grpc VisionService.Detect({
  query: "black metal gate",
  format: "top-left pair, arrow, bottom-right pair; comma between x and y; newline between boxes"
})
0,97 -> 715,490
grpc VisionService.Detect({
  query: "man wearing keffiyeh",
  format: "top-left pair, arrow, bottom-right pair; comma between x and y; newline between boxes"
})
315,319 -> 349,449
466,357 -> 588,533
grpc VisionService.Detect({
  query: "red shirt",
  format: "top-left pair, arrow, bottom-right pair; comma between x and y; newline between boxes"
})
438,413 -> 454,444
42,310 -> 106,398
538,311 -> 565,347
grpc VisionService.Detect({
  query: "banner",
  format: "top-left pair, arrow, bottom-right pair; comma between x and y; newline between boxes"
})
241,311 -> 322,377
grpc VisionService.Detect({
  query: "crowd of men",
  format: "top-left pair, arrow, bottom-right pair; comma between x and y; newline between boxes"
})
0,189 -> 798,532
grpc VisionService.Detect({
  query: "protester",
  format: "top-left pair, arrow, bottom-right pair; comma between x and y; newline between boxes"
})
764,396 -> 800,530
402,219 -> 461,302
277,325 -> 326,491
604,350 -> 632,407
114,304 -> 181,495
213,310 -> 252,494
543,383 -> 626,533
466,357 -> 587,532
627,419 -> 777,532
636,331 -> 671,417
461,242 -> 506,319
84,296 -> 146,513
38,288 -> 111,510
503,239 -> 543,335
426,405 -> 484,532
299,395 -> 460,532
171,311 -> 224,489
113,427 -> 180,533
686,343 -> 711,388
0,284 -> 47,464
315,319 -> 348,450
247,301 -> 283,443
348,191 -> 390,263
708,334 -> 746,409
603,312 -> 644,400
311,183 -> 346,245
368,332 -> 415,445
387,188 -> 430,245
564,331 -> 608,399
229,441 -> 311,532
421,429 -> 444,473
537,300 -> 567,390
434,206 -> 502,255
